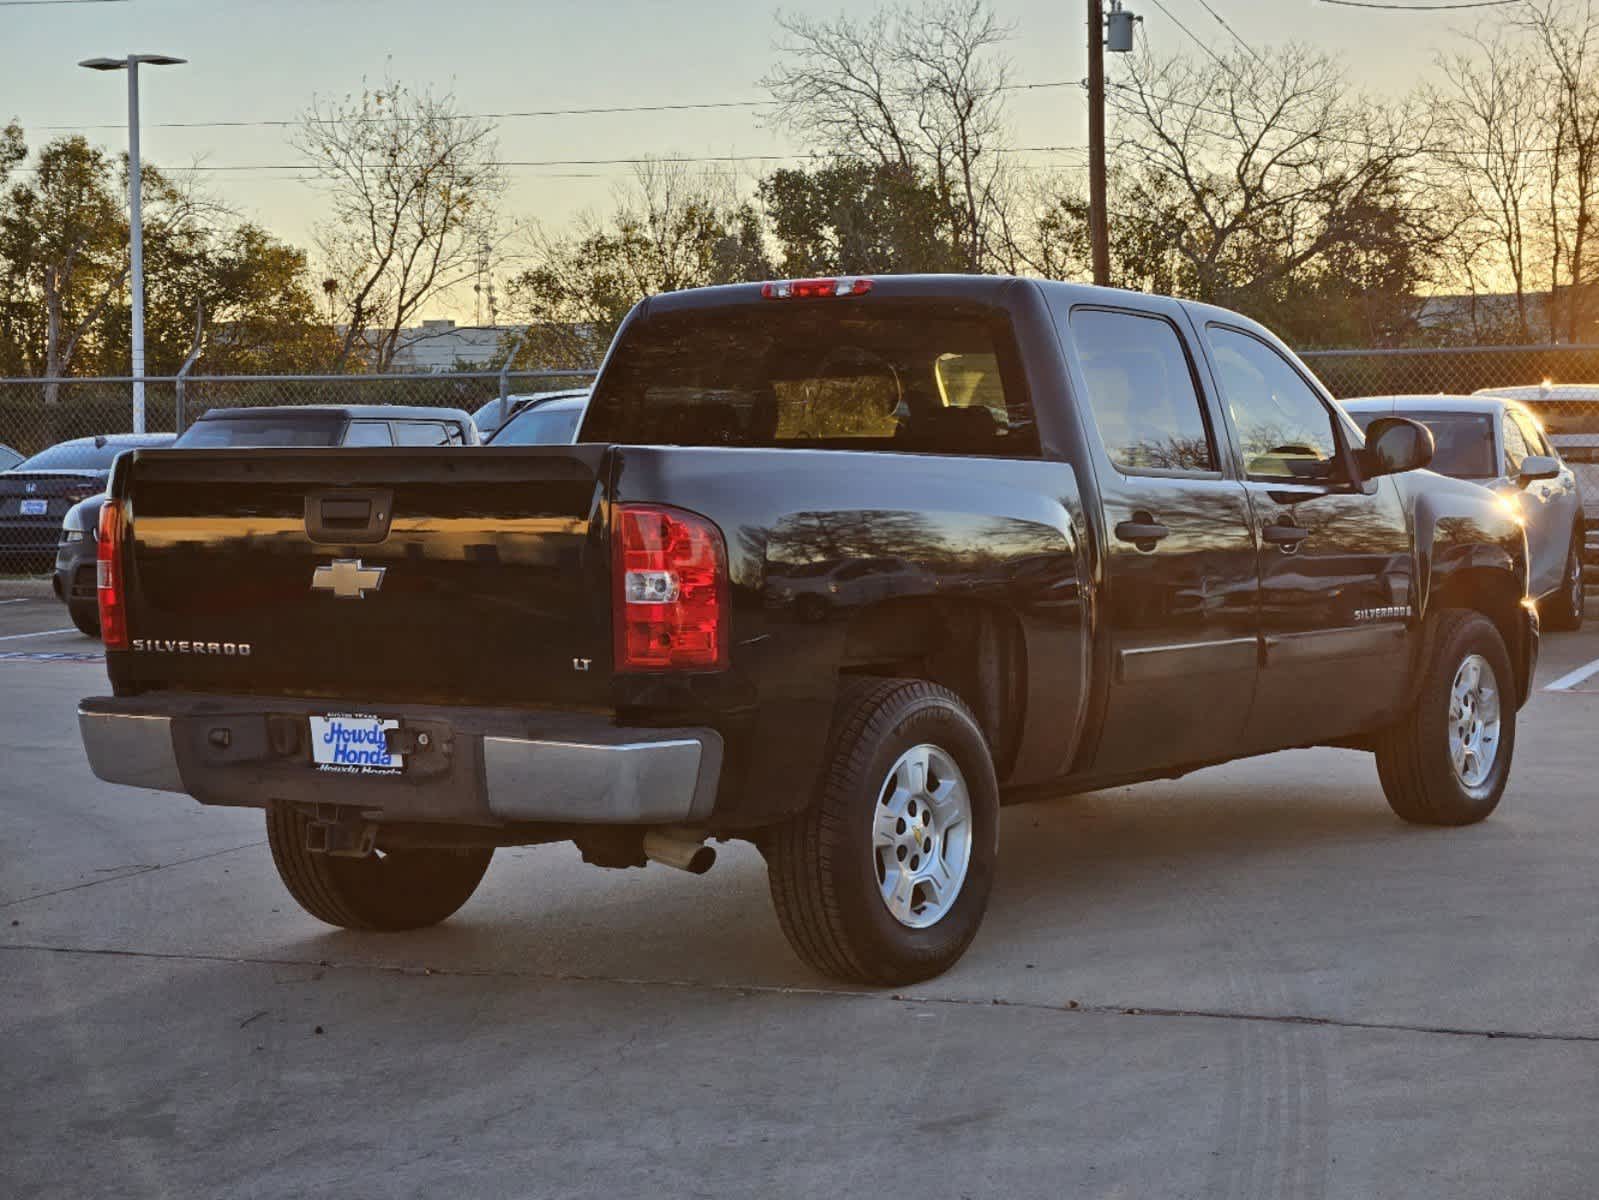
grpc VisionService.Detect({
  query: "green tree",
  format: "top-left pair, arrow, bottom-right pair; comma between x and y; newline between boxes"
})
506,159 -> 769,367
0,134 -> 129,385
758,160 -> 963,275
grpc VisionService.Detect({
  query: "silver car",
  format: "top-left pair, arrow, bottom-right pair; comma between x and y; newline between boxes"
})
1475,384 -> 1599,583
1343,394 -> 1585,630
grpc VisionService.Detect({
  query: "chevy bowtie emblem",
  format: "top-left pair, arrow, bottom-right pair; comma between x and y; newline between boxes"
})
311,558 -> 386,600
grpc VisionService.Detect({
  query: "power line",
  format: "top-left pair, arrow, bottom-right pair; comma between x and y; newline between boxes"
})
0,0 -> 126,6
31,79 -> 1084,135
1187,0 -> 1267,63
8,145 -> 1092,177
1103,77 -> 1568,158
1143,0 -> 1235,71
1316,0 -> 1519,9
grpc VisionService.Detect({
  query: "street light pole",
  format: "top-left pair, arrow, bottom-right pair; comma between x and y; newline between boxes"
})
79,53 -> 186,435
1087,0 -> 1109,287
126,59 -> 146,433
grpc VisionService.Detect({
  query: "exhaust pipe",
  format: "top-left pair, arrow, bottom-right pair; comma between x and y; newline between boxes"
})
643,829 -> 716,875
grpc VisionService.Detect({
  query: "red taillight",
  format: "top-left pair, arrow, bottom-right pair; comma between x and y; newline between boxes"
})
613,504 -> 728,671
97,500 -> 128,650
761,277 -> 874,299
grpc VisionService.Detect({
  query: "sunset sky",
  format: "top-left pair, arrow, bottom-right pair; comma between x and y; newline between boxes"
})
5,0 -> 1487,316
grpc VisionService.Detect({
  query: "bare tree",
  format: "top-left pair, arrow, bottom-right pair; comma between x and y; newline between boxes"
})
1517,0 -> 1599,342
1101,44 -> 1448,342
763,0 -> 1013,270
296,76 -> 505,370
1434,32 -> 1552,341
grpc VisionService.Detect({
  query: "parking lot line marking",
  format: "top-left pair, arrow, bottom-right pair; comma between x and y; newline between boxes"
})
0,598 -> 28,605
1544,656 -> 1599,692
0,628 -> 75,641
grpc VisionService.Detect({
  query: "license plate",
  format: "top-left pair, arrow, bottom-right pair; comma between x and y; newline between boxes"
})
19,499 -> 46,516
309,713 -> 403,775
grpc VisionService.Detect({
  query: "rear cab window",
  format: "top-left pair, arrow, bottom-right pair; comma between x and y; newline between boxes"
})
581,301 -> 1038,458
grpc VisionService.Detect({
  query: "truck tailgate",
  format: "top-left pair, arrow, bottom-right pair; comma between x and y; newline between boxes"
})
114,446 -> 612,706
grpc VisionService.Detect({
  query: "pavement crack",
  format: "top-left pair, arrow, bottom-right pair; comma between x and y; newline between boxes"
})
3,940 -> 1597,1047
0,841 -> 266,911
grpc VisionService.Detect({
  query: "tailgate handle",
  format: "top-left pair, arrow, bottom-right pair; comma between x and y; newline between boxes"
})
304,488 -> 394,545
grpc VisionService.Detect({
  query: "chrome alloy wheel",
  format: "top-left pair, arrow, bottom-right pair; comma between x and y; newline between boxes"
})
872,744 -> 973,928
1448,653 -> 1502,789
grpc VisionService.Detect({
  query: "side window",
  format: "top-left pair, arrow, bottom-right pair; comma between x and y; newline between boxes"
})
342,421 -> 393,447
1067,309 -> 1217,473
393,421 -> 451,447
1501,412 -> 1531,475
1207,326 -> 1341,482
1508,409 -> 1551,460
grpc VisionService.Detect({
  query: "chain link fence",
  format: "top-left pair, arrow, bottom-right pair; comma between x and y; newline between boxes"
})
3,346 -> 1599,577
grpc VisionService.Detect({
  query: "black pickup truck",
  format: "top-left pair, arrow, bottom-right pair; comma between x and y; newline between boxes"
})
79,276 -> 1537,984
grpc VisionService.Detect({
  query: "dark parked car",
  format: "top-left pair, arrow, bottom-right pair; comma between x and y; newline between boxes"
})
0,443 -> 22,473
80,276 -> 1536,984
53,405 -> 477,636
2,434 -> 176,574
473,389 -> 589,439
1342,395 -> 1584,630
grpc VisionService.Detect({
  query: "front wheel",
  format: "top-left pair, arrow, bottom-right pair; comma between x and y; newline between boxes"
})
1541,530 -> 1585,632
266,805 -> 492,931
765,677 -> 999,985
1374,610 -> 1516,826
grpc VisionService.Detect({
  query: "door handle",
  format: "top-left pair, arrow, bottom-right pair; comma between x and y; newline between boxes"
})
1115,518 -> 1170,547
1261,522 -> 1309,549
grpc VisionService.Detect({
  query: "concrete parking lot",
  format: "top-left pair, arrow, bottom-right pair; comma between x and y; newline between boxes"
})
2,576 -> 1597,1199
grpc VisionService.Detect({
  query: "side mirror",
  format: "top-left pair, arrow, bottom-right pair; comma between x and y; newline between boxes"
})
1360,416 -> 1434,478
1516,454 -> 1560,487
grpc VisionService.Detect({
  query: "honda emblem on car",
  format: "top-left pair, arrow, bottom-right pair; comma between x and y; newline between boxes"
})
311,558 -> 386,600
24,482 -> 36,494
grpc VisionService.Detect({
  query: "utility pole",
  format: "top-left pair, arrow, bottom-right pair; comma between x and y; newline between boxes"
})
1087,0 -> 1109,287
1087,1 -> 1139,288
79,53 -> 187,434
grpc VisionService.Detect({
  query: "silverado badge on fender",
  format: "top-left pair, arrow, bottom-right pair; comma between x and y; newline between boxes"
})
311,558 -> 386,600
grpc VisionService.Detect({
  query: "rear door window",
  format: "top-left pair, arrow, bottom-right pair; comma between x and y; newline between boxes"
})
582,302 -> 1037,457
1068,309 -> 1217,474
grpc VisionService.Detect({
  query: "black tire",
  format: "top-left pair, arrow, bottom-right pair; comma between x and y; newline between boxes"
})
765,676 -> 999,985
265,804 -> 492,931
1374,609 -> 1516,826
1540,529 -> 1585,632
67,603 -> 100,639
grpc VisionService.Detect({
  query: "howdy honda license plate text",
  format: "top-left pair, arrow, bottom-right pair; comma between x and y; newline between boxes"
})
309,713 -> 403,775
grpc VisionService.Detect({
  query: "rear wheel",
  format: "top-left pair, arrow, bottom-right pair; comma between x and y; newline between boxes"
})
1374,609 -> 1515,826
266,804 -> 492,931
1541,530 -> 1585,632
765,677 -> 999,985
